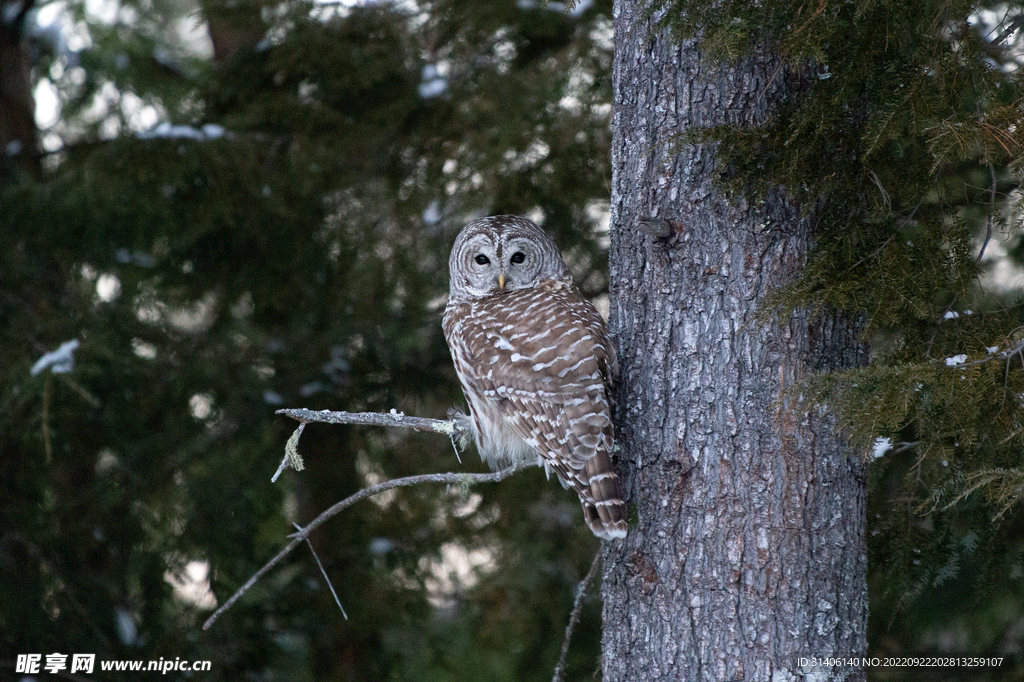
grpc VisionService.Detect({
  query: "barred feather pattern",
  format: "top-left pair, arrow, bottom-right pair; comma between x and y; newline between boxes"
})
443,216 -> 627,540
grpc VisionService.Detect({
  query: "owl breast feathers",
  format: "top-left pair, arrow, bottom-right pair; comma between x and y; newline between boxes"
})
443,215 -> 627,541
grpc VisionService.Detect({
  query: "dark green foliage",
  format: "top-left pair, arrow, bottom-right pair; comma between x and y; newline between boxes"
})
650,0 -> 1024,673
1,1 -> 611,679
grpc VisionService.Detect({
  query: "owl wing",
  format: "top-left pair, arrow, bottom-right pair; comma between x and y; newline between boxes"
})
443,278 -> 627,539
454,279 -> 616,473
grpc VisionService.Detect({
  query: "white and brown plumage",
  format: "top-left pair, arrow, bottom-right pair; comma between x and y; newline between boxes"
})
443,215 -> 627,540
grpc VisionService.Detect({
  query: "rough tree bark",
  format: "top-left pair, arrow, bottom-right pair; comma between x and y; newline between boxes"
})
601,4 -> 869,681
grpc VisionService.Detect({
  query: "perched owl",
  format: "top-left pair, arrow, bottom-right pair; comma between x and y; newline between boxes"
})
443,215 -> 627,541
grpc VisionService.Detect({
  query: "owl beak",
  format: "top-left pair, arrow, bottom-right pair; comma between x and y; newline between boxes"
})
496,272 -> 506,291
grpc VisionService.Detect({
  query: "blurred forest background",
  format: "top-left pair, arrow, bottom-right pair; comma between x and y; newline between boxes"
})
2,0 -> 1024,680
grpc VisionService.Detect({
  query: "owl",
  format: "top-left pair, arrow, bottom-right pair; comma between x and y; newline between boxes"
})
443,215 -> 627,541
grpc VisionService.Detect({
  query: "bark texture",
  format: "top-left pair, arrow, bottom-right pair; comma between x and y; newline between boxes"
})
601,4 -> 869,681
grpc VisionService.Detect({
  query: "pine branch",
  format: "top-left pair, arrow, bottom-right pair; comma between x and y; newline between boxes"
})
946,337 -> 1024,370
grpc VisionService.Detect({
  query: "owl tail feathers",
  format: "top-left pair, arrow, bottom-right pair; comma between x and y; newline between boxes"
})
582,455 -> 628,541
584,502 -> 628,541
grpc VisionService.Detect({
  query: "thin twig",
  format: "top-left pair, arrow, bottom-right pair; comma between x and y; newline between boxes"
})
975,163 -> 998,267
1002,349 -> 1013,409
551,551 -> 602,682
296,523 -> 347,620
202,467 -> 516,630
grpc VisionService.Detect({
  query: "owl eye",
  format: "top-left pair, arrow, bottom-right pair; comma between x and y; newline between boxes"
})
510,251 -> 526,264
475,254 -> 490,265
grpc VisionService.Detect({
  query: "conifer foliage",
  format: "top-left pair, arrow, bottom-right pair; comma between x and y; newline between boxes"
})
650,0 -> 1024,665
5,0 -> 1024,676
1,1 -> 613,679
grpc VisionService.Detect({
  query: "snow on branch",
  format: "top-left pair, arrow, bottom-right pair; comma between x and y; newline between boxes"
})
136,122 -> 228,141
30,339 -> 80,376
944,335 -> 1024,370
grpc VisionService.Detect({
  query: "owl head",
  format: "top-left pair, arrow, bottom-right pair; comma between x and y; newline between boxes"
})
447,215 -> 572,301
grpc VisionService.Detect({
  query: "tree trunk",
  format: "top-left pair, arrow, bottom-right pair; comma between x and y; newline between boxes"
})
200,0 -> 265,65
601,4 -> 869,681
0,0 -> 40,179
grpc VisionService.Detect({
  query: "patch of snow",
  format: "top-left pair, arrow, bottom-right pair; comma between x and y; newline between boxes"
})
115,607 -> 138,646
872,436 -> 892,459
31,339 -> 80,376
422,200 -> 441,225
945,354 -> 968,366
152,46 -> 175,69
418,64 -> 448,98
943,310 -> 959,320
202,123 -> 226,139
517,0 -> 592,15
137,121 -> 230,141
30,9 -> 79,66
299,381 -> 326,397
369,537 -> 394,555
116,248 -> 155,267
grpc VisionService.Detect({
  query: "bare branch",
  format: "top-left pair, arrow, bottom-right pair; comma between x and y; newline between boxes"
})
277,407 -> 470,437
271,408 -> 472,481
202,467 -> 516,630
551,551 -> 602,682
993,14 -> 1024,47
